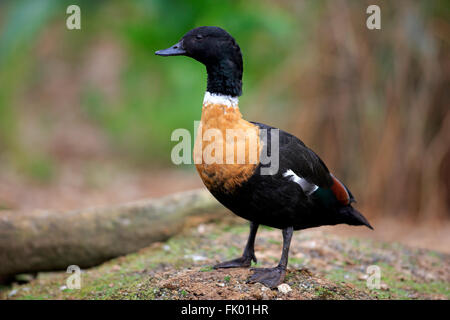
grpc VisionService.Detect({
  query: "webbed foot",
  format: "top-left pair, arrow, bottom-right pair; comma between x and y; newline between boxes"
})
213,254 -> 256,269
247,266 -> 286,289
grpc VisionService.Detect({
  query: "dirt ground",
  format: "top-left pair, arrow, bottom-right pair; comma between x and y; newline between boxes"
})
1,218 -> 448,300
152,267 -> 372,300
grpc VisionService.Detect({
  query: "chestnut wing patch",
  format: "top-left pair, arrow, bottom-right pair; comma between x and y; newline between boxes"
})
330,174 -> 351,206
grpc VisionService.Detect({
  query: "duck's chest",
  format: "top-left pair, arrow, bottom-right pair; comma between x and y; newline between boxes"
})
194,103 -> 262,193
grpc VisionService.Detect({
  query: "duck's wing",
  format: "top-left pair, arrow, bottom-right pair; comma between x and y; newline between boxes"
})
250,121 -> 371,228
251,121 -> 331,186
251,121 -> 354,205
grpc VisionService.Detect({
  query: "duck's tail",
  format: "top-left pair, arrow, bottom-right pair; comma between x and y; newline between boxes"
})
339,206 -> 373,230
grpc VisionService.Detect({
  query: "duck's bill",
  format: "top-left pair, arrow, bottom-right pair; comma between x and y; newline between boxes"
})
155,41 -> 186,56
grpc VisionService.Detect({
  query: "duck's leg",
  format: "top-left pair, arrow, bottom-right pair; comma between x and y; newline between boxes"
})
248,226 -> 293,289
213,221 -> 259,269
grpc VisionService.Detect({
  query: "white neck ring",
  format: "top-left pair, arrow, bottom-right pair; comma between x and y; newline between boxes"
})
203,92 -> 239,108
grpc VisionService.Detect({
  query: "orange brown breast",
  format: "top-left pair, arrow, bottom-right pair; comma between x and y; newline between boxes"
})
194,102 -> 263,193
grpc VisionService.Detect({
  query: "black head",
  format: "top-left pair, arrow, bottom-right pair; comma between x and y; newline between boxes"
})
156,26 -> 243,97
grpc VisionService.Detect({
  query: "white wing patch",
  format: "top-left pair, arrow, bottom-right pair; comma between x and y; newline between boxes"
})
283,169 -> 319,195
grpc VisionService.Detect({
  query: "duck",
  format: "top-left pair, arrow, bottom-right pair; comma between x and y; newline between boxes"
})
156,26 -> 373,289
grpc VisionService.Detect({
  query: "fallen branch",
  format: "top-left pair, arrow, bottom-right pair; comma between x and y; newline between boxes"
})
0,189 -> 228,278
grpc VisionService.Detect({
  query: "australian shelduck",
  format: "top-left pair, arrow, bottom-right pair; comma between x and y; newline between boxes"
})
156,26 -> 373,288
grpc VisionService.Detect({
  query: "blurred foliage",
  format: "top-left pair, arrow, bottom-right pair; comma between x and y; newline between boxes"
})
0,0 -> 449,217
0,0 -> 298,167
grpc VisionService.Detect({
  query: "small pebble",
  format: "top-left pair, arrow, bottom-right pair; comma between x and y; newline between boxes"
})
277,283 -> 292,294
197,224 -> 206,234
8,289 -> 18,297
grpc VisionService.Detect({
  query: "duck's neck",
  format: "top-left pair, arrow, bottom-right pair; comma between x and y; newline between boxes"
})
206,60 -> 242,97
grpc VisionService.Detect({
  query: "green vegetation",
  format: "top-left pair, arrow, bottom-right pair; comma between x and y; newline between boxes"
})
314,287 -> 337,299
199,266 -> 213,272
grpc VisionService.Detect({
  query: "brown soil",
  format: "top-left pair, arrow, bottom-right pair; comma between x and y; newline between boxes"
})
152,267 -> 372,300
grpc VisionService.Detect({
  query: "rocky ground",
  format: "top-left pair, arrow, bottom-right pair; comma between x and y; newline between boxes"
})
1,218 -> 449,300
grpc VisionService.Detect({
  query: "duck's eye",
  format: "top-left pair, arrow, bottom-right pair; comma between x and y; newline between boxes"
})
196,35 -> 203,40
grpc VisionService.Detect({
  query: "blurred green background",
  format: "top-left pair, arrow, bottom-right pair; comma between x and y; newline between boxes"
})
0,0 -> 449,220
